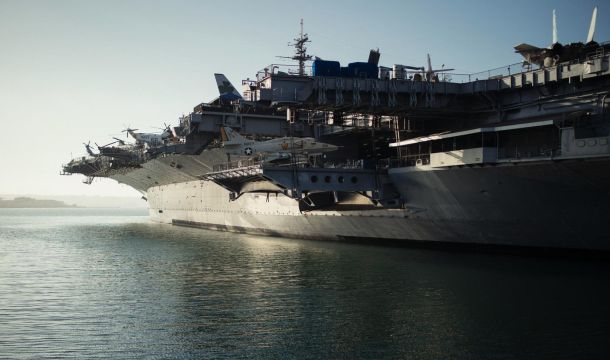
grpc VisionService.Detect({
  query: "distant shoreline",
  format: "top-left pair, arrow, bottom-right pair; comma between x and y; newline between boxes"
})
0,194 -> 147,209
0,197 -> 77,209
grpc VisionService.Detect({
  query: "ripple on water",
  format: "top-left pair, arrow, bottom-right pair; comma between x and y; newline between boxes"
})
1,208 -> 610,359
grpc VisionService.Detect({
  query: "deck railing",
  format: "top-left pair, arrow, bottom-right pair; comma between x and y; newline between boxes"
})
256,64 -> 313,81
253,42 -> 609,84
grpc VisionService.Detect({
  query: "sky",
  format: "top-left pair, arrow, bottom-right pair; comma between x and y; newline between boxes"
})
0,0 -> 608,197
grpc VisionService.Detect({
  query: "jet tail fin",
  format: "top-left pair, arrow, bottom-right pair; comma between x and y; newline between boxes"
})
552,9 -> 558,44
220,127 -> 246,144
214,73 -> 243,101
586,6 -> 597,43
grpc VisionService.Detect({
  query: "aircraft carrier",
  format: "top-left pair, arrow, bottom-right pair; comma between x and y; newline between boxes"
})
62,14 -> 610,252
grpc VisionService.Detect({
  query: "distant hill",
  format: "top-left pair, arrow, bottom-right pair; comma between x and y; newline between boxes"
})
0,197 -> 75,208
0,194 -> 147,208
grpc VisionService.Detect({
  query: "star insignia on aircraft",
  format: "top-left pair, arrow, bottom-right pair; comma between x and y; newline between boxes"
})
244,147 -> 253,155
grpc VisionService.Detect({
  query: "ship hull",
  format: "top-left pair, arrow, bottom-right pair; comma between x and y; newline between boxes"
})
147,156 -> 610,251
388,157 -> 610,251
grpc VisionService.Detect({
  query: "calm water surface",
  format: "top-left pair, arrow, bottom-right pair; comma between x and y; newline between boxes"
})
1,208 -> 609,359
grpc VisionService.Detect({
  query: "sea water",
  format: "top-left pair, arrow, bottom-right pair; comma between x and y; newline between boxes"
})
1,208 -> 609,359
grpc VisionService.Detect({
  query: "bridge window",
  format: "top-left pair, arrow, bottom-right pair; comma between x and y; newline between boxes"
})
431,133 -> 487,152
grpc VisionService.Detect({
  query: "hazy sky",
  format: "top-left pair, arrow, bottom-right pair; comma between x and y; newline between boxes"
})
0,0 -> 607,196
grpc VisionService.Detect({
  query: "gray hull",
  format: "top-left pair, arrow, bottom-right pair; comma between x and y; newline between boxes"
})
388,157 -> 610,250
146,156 -> 610,251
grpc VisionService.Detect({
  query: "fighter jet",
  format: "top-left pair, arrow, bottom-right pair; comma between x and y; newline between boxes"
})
213,73 -> 263,108
220,126 -> 338,158
399,54 -> 453,82
424,54 -> 454,81
514,7 -> 606,68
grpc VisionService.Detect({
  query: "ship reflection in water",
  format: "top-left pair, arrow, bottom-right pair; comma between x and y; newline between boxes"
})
1,208 -> 609,359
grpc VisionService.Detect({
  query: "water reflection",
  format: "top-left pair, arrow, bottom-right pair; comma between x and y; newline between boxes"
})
1,210 -> 609,359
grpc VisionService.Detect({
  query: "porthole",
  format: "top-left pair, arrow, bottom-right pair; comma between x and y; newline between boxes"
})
311,175 -> 318,183
338,176 -> 344,183
351,176 -> 358,184
324,176 -> 332,183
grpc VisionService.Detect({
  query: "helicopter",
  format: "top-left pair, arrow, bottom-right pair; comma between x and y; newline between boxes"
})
122,124 -> 177,147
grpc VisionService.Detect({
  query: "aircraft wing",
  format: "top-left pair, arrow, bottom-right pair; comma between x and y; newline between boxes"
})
513,43 -> 542,53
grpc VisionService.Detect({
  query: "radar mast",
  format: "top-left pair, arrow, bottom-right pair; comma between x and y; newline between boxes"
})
281,19 -> 312,76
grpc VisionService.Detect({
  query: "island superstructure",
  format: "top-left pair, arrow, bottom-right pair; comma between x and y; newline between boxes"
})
63,16 -> 610,251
